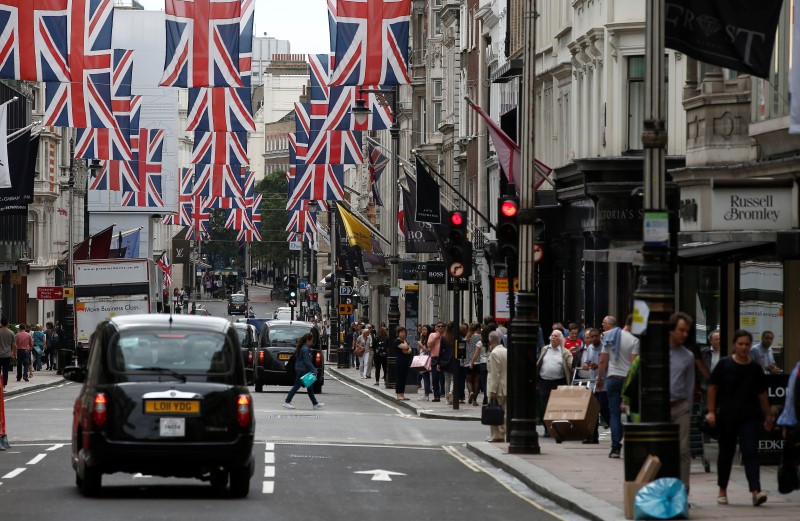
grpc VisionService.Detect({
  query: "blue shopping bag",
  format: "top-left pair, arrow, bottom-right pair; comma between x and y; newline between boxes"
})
300,372 -> 317,388
633,478 -> 688,520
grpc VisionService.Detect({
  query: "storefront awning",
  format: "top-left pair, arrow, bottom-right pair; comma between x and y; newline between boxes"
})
584,241 -> 773,265
583,245 -> 643,265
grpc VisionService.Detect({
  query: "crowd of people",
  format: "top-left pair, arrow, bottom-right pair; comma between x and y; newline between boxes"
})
0,318 -> 65,387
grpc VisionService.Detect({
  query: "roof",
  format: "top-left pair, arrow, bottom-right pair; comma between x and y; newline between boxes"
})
109,314 -> 231,334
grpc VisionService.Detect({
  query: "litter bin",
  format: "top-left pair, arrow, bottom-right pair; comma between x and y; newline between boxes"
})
623,422 -> 681,482
56,349 -> 74,375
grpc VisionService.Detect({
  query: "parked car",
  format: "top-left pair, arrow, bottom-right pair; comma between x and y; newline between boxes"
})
253,320 -> 324,394
233,322 -> 257,386
63,315 -> 255,497
273,307 -> 293,320
191,305 -> 210,316
228,293 -> 247,315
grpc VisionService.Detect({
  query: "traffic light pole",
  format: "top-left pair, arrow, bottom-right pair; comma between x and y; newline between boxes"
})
507,0 -> 540,454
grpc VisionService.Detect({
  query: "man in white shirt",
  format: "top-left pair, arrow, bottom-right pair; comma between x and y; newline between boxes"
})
750,331 -> 780,374
668,312 -> 696,493
702,329 -> 722,374
597,315 -> 640,458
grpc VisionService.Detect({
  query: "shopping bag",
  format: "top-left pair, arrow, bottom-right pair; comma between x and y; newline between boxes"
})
411,354 -> 431,371
633,478 -> 688,520
481,400 -> 505,425
300,372 -> 317,388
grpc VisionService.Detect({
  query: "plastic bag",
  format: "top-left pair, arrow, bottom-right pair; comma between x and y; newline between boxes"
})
633,478 -> 688,520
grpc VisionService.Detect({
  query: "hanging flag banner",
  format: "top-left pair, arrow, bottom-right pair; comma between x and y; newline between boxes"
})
0,131 -> 38,213
337,203 -> 374,253
664,0 -> 784,79
414,157 -> 441,224
402,176 -> 439,253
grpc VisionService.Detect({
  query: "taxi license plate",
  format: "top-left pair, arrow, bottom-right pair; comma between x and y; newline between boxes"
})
159,417 -> 185,437
145,400 -> 200,415
278,353 -> 291,361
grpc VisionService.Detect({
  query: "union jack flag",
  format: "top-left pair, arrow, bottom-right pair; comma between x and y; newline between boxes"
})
330,0 -> 411,87
192,163 -> 244,198
164,167 -> 195,224
186,86 -> 255,132
327,0 -> 337,52
160,0 -> 243,88
238,0 -> 253,86
122,172 -> 164,208
286,210 -> 318,236
88,159 -> 136,192
118,129 -> 165,207
156,252 -> 173,287
305,130 -> 364,165
368,143 -> 388,206
294,102 -> 311,138
287,164 -> 345,210
185,196 -> 211,240
191,131 -> 249,166
43,0 -> 116,128
0,0 -> 70,82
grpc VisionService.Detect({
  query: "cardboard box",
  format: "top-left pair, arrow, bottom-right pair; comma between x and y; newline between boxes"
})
624,455 -> 662,519
543,385 -> 600,440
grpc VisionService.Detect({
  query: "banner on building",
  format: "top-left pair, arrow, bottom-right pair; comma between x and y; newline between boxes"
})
337,203 -> 373,252
665,0 -> 784,79
414,157 -> 441,224
401,176 -> 439,253
0,131 -> 38,214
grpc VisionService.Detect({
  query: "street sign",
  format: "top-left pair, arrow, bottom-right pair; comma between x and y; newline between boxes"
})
339,285 -> 352,296
37,286 -> 64,300
63,287 -> 74,298
338,303 -> 354,315
447,276 -> 469,291
299,280 -> 308,289
448,261 -> 465,278
289,299 -> 297,307
426,262 -> 446,285
289,241 -> 302,251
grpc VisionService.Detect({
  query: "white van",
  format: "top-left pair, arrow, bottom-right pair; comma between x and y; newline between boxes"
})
273,307 -> 294,320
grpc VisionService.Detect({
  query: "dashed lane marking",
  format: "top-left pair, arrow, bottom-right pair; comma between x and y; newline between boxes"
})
262,481 -> 274,494
2,468 -> 26,479
46,444 -> 66,451
26,454 -> 47,465
264,452 -> 274,464
264,443 -> 275,451
264,466 -> 275,478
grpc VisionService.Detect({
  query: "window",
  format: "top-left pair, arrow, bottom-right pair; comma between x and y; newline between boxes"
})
433,79 -> 442,98
432,79 -> 443,131
433,101 -> 442,130
627,56 -> 645,151
433,10 -> 442,36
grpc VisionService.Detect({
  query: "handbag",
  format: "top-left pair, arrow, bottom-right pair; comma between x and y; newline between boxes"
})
300,371 -> 317,388
411,354 -> 431,371
481,399 -> 505,426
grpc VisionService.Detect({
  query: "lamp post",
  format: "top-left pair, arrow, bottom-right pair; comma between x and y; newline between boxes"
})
352,87 -> 400,388
62,138 -> 77,372
624,0 -> 680,481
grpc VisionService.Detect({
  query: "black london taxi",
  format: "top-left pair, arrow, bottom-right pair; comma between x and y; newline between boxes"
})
253,320 -> 324,393
228,293 -> 247,315
63,315 -> 255,497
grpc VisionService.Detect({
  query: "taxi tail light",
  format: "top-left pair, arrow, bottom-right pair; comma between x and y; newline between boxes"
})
258,350 -> 265,366
247,351 -> 254,365
236,394 -> 252,428
314,352 -> 322,367
92,393 -> 108,427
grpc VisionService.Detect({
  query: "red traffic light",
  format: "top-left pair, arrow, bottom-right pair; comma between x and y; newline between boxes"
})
450,211 -> 464,226
501,200 -> 519,218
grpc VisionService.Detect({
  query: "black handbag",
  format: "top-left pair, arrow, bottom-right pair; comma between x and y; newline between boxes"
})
481,400 -> 504,426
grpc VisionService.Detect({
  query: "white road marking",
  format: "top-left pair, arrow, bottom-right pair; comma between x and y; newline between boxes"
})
4,383 -> 72,400
2,468 -> 26,479
273,441 -> 442,450
46,444 -> 66,451
354,469 -> 406,481
262,481 -> 274,494
325,372 -> 414,417
26,454 -> 47,465
264,466 -> 275,478
264,443 -> 275,451
264,452 -> 275,464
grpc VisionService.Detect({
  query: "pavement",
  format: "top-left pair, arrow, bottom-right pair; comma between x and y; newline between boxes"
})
6,360 -> 800,520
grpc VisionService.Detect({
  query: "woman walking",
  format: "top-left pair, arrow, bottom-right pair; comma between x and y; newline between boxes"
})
32,324 -> 45,373
465,323 -> 483,405
373,326 -> 389,385
417,325 -> 432,400
706,329 -> 773,506
393,327 -> 412,400
282,333 -> 324,410
439,322 -> 457,404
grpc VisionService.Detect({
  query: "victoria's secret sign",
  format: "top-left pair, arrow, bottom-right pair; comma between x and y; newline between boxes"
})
711,188 -> 792,230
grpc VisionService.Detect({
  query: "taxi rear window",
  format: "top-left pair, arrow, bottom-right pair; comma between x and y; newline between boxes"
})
230,295 -> 246,303
109,331 -> 233,374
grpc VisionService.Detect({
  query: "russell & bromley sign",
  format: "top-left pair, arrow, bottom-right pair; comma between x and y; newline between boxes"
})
711,188 -> 792,231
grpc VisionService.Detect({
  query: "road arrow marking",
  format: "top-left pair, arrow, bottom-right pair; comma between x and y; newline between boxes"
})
354,469 -> 406,481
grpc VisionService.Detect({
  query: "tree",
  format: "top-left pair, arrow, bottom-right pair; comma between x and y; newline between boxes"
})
250,169 -> 292,274
203,210 -> 242,270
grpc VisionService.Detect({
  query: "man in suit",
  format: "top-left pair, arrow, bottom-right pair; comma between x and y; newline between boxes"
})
486,331 -> 508,442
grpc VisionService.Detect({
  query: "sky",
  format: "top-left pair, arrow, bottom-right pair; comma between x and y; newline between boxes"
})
136,0 -> 330,56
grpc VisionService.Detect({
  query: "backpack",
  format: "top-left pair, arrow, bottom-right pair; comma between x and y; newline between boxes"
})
51,333 -> 60,349
376,339 -> 388,357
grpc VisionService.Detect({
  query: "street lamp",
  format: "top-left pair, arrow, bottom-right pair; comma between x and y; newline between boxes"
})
352,88 -> 400,388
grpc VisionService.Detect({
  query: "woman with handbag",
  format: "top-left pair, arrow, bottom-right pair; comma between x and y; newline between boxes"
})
706,329 -> 773,506
31,324 -> 46,373
486,331 -> 508,441
416,325 -> 433,401
439,322 -> 458,404
465,323 -> 483,405
393,327 -> 413,400
282,333 -> 324,410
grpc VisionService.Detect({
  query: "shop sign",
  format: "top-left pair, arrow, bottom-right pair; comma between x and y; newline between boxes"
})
596,198 -> 644,239
711,188 -> 792,230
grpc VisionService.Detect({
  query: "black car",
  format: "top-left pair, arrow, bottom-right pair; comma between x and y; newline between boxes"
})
227,293 -> 247,315
63,315 -> 255,497
232,322 -> 257,386
253,320 -> 324,394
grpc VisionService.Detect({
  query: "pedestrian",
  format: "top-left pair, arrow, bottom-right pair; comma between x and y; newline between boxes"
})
373,326 -> 389,385
464,323 -> 483,406
416,325 -> 432,400
564,323 -> 583,353
749,331 -> 781,374
486,331 -> 508,442
282,333 -> 324,410
668,311 -> 696,494
706,328 -> 774,507
428,321 -> 445,402
43,321 -> 54,370
204,277 -> 212,296
596,315 -> 640,458
32,324 -> 45,373
393,327 -> 412,400
702,329 -> 722,374
536,329 -> 573,437
344,323 -> 357,368
14,323 -> 33,382
581,328 -> 610,444
439,322 -> 457,404
356,326 -> 372,379
0,317 -> 14,387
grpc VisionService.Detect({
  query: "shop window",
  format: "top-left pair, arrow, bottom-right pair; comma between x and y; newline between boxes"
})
739,260 -> 784,369
626,56 -> 669,152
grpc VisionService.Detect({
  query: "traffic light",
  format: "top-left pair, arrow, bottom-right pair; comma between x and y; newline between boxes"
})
311,293 -> 318,303
287,273 -> 298,306
323,274 -> 333,299
444,210 -> 472,279
497,196 -> 520,275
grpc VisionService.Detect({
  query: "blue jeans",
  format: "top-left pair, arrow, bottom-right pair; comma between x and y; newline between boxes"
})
606,377 -> 624,450
16,350 -> 31,381
285,372 -> 318,406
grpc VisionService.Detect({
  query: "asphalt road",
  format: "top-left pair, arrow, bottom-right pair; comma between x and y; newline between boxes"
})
0,290 -> 587,520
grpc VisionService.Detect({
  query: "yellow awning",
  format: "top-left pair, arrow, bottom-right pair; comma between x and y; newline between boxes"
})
337,204 -> 373,253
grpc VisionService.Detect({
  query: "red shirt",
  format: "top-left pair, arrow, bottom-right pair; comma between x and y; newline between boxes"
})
564,337 -> 583,353
15,331 -> 33,351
